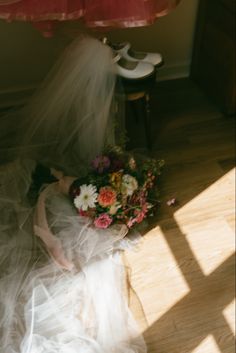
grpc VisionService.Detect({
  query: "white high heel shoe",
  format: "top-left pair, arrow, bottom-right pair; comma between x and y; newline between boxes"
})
114,54 -> 155,80
113,42 -> 163,67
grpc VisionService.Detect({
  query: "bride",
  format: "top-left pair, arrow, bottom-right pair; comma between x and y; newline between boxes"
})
0,36 -> 147,352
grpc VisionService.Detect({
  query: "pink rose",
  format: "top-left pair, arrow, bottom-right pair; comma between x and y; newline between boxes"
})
94,213 -> 113,229
98,187 -> 117,207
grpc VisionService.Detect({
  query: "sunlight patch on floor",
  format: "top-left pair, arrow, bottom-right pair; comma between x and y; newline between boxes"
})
223,299 -> 236,336
177,218 -> 235,276
191,335 -> 221,353
126,228 -> 190,326
174,168 -> 235,223
173,168 -> 235,275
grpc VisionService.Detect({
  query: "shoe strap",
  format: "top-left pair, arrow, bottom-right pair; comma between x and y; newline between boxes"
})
113,52 -> 121,63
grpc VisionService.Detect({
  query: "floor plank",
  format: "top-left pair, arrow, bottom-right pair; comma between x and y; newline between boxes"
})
125,79 -> 235,353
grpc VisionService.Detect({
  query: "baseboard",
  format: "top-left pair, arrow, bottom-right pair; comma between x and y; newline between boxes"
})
0,84 -> 37,109
156,61 -> 191,82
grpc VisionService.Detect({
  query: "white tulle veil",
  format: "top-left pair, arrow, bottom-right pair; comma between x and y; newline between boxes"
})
0,35 -> 117,175
0,36 -> 146,353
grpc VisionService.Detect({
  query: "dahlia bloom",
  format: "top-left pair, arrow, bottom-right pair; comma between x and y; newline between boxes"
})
98,186 -> 117,207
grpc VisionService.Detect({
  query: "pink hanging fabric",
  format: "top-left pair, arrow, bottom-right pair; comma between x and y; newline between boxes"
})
0,0 -> 181,36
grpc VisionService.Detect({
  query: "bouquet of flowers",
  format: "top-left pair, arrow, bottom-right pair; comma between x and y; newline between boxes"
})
69,147 -> 164,229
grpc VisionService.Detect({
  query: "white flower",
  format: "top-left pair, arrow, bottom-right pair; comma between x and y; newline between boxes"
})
121,174 -> 138,196
74,184 -> 98,211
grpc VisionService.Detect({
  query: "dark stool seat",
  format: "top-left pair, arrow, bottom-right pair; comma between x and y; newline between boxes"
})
115,71 -> 156,150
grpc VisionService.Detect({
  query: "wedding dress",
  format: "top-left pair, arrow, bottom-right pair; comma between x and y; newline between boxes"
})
0,36 -> 147,353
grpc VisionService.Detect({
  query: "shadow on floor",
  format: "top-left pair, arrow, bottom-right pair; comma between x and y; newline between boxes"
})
126,78 -> 235,353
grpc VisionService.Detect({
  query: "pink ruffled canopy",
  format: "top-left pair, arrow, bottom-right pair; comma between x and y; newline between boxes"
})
0,0 -> 181,36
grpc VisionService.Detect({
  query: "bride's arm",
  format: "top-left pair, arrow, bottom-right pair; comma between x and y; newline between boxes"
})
33,167 -> 77,271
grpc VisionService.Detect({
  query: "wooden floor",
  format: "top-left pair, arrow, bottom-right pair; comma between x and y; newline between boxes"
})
125,79 -> 235,353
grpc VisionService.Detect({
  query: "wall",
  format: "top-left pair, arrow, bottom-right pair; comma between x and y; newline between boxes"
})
109,0 -> 199,81
0,21 -> 68,106
0,0 -> 199,106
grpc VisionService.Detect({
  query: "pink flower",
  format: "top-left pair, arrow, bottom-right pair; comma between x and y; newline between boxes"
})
134,209 -> 146,223
92,155 -> 110,174
79,209 -> 88,217
98,186 -> 117,207
94,213 -> 113,229
127,203 -> 148,228
167,198 -> 177,206
127,218 -> 137,228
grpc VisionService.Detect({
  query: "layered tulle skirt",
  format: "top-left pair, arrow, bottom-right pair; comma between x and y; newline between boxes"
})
0,160 -> 147,353
0,35 -> 147,353
0,0 -> 181,35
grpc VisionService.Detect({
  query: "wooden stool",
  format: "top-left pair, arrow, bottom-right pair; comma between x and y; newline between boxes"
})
116,72 -> 156,150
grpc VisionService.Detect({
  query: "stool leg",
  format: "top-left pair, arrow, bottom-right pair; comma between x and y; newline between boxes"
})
130,100 -> 140,123
144,93 -> 152,150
